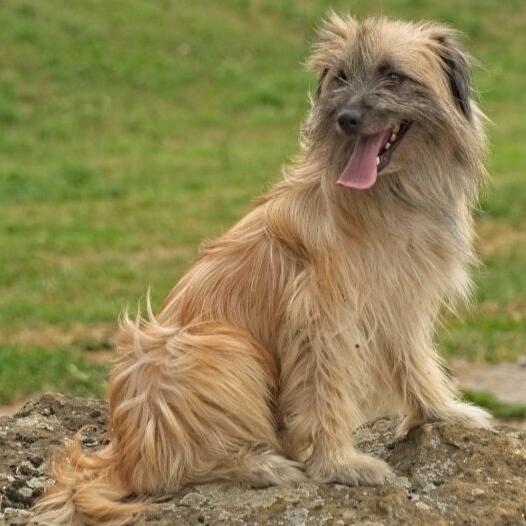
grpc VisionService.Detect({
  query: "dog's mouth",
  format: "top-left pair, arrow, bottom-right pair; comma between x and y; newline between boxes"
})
337,120 -> 412,190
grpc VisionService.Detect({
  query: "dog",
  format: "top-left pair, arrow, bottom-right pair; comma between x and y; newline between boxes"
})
34,13 -> 492,525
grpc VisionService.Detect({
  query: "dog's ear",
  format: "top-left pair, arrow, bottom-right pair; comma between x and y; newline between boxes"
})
426,27 -> 473,121
439,39 -> 473,121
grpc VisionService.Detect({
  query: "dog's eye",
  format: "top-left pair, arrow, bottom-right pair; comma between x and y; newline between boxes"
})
386,71 -> 403,83
335,70 -> 348,83
378,63 -> 404,84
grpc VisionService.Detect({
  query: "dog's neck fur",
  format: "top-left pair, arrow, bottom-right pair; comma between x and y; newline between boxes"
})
258,120 -> 487,316
285,112 -> 487,245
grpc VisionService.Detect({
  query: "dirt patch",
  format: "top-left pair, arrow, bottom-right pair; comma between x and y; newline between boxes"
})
1,393 -> 525,525
453,358 -> 526,405
82,349 -> 114,365
0,323 -> 115,350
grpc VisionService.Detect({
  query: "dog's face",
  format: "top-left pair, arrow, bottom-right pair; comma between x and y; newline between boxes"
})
307,15 -> 475,189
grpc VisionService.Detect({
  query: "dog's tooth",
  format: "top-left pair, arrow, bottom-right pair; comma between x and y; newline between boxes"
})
376,157 -> 380,165
384,142 -> 391,150
390,132 -> 397,142
393,123 -> 400,133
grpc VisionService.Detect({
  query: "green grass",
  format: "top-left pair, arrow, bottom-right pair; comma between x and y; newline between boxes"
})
0,0 -> 525,403
0,346 -> 106,404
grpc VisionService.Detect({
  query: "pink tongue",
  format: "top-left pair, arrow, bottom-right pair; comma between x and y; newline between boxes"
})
337,131 -> 390,189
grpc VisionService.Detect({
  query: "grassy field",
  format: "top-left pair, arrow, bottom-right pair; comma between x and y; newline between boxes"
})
1,0 -> 525,404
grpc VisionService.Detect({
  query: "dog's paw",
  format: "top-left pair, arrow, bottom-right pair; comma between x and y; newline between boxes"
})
394,413 -> 426,441
442,400 -> 493,429
246,451 -> 306,488
307,453 -> 393,486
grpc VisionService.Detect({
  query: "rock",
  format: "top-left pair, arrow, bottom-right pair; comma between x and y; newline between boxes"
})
283,506 -> 309,525
179,492 -> 208,508
2,508 -> 32,526
0,393 -> 525,525
422,482 -> 437,494
393,476 -> 411,490
415,501 -> 430,511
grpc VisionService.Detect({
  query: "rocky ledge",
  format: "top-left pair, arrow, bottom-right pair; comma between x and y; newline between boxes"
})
0,393 -> 525,525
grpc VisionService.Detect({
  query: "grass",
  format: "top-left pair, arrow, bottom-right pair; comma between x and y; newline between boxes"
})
0,346 -> 106,403
0,0 -> 525,403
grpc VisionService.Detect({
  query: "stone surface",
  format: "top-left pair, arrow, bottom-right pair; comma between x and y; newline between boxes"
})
0,393 -> 525,525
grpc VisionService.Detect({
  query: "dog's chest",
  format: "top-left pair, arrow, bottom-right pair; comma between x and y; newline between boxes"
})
342,222 -> 470,312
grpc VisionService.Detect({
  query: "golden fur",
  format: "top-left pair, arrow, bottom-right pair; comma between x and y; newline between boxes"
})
34,14 -> 492,525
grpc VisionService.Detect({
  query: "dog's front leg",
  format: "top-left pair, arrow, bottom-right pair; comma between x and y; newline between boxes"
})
393,341 -> 492,440
279,331 -> 393,485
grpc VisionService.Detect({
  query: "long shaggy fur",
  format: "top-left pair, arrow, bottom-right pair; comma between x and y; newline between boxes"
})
34,14 -> 492,525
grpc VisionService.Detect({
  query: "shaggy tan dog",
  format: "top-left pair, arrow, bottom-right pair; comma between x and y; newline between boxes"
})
35,13 -> 492,525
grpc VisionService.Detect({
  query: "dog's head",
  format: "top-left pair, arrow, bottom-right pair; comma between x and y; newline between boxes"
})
306,14 -> 480,190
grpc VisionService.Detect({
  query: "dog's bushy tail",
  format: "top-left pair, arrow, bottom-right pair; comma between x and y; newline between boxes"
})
32,441 -> 143,526
32,310 -> 170,526
33,303 -> 279,525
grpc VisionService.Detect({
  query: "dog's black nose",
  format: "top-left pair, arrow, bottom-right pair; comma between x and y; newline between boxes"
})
337,110 -> 363,134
